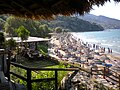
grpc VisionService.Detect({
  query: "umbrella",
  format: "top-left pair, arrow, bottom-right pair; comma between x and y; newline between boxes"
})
100,56 -> 110,61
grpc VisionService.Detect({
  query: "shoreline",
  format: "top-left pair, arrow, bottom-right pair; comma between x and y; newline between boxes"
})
50,32 -> 119,62
48,32 -> 120,89
49,32 -> 120,71
71,31 -> 120,57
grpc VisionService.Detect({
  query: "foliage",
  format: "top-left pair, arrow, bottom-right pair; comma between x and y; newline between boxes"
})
55,27 -> 62,33
48,16 -> 104,32
4,16 -> 52,37
5,38 -> 17,50
4,16 -> 18,36
0,18 -> 5,30
37,24 -> 51,38
15,25 -> 30,41
2,15 -> 104,36
0,15 -> 8,30
38,44 -> 48,55
0,32 -> 5,48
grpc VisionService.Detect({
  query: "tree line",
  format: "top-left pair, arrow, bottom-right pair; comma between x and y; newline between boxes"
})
0,15 -> 66,38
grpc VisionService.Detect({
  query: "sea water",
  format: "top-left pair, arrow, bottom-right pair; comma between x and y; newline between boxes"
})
72,29 -> 120,55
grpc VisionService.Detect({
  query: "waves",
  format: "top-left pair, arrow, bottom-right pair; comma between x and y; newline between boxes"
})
72,29 -> 120,54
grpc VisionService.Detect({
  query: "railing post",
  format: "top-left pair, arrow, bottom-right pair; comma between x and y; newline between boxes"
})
27,69 -> 32,90
2,54 -> 4,72
119,75 -> 120,90
55,70 -> 58,90
7,50 -> 11,81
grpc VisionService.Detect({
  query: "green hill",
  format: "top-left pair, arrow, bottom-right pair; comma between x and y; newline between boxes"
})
0,15 -> 104,33
47,16 -> 104,32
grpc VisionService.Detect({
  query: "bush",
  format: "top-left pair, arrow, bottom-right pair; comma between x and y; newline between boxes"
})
38,44 -> 48,55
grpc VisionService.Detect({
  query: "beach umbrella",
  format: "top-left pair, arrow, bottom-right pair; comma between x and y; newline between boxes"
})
100,55 -> 110,61
0,0 -> 120,20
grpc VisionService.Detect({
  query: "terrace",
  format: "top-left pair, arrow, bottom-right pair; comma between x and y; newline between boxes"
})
0,48 -> 120,90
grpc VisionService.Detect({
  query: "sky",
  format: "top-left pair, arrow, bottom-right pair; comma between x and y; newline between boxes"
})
90,1 -> 120,20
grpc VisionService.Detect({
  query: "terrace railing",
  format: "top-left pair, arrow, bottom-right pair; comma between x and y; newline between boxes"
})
0,50 -> 119,90
8,62 -> 120,90
9,62 -> 79,90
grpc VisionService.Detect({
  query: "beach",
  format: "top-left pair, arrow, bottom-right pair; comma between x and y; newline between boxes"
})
72,29 -> 120,56
48,32 -> 120,89
49,32 -> 120,68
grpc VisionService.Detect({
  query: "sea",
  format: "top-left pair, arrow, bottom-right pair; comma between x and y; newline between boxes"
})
72,29 -> 120,55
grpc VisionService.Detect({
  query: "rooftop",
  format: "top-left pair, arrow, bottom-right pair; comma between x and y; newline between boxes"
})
6,37 -> 50,43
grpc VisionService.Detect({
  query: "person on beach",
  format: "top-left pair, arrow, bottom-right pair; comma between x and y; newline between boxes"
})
110,49 -> 112,53
108,48 -> 110,53
103,47 -> 105,53
93,44 -> 95,48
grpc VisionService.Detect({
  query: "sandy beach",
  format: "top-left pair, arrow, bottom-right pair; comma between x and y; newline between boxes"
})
107,54 -> 120,73
49,32 -> 120,70
48,32 -> 120,89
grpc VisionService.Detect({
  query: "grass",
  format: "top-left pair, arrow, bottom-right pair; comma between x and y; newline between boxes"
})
16,55 -> 58,67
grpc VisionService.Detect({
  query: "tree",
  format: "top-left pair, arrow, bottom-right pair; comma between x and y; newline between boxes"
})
5,38 -> 17,50
55,27 -> 62,33
15,25 -> 30,41
4,16 -> 52,37
4,16 -> 19,36
38,24 -> 51,37
0,18 -> 5,30
0,32 -> 5,48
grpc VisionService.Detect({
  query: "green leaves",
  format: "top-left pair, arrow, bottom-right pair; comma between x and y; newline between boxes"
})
5,38 -> 17,50
3,16 -> 52,38
15,25 -> 30,41
55,27 -> 62,33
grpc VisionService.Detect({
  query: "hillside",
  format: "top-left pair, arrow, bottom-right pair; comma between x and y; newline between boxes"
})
0,15 -> 104,32
78,14 -> 120,29
46,16 -> 104,32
